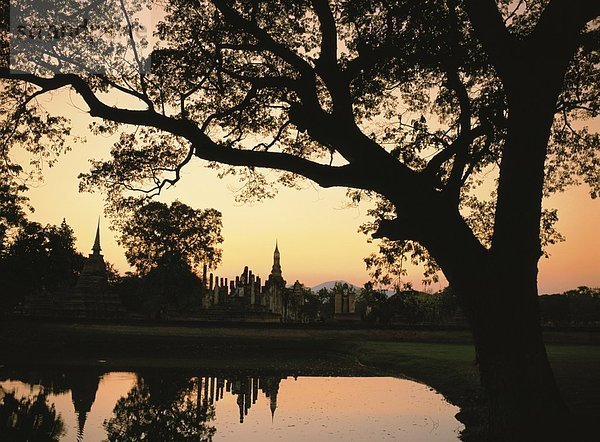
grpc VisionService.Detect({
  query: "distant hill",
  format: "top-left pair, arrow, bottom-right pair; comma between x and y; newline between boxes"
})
311,280 -> 360,292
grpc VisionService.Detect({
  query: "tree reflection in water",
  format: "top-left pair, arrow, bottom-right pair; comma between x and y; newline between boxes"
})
104,374 -> 216,442
0,387 -> 65,441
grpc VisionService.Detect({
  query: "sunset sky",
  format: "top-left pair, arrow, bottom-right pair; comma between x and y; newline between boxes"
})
12,89 -> 599,294
7,1 -> 598,295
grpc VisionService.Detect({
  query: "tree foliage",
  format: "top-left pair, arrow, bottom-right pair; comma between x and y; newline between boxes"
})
354,282 -> 388,319
355,284 -> 460,324
539,286 -> 600,326
109,199 -> 222,316
0,218 -> 84,306
0,1 -> 595,263
0,0 -> 595,285
304,287 -> 335,320
114,199 -> 223,275
0,163 -> 30,255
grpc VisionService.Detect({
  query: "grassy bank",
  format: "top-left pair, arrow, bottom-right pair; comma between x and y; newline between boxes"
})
1,320 -> 599,439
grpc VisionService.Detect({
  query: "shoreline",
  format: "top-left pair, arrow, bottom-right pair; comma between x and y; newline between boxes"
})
1,320 -> 599,440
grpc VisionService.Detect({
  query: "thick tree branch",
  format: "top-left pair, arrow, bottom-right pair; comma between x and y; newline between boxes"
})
463,0 -> 516,79
467,0 -> 598,92
421,125 -> 486,183
311,0 -> 355,118
218,66 -> 300,91
311,0 -> 337,67
445,70 -> 471,198
373,218 -> 419,242
192,142 -> 360,189
200,85 -> 258,132
530,0 -> 600,52
96,74 -> 153,109
343,44 -> 403,83
212,0 -> 315,78
0,70 -> 362,189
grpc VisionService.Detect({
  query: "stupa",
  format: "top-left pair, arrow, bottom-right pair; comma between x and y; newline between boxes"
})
62,220 -> 125,319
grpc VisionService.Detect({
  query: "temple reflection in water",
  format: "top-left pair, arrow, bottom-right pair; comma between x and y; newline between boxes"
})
0,369 -> 104,442
198,374 -> 283,423
0,369 -> 285,441
0,369 -> 462,442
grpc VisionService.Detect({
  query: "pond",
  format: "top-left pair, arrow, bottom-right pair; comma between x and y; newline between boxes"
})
0,369 -> 463,441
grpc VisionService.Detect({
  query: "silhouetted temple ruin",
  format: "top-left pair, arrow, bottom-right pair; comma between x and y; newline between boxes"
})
334,285 -> 359,321
201,242 -> 306,322
16,220 -> 124,319
62,221 -> 124,319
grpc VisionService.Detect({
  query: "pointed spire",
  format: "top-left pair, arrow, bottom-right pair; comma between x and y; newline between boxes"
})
92,217 -> 101,255
76,411 -> 87,442
270,240 -> 282,278
270,393 -> 277,422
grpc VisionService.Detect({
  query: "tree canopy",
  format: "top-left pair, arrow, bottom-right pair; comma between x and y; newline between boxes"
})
0,391 -> 65,442
115,199 -> 223,275
0,0 -> 596,284
0,163 -> 30,255
0,218 -> 84,306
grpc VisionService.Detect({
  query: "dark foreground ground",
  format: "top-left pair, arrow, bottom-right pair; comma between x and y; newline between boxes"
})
1,320 -> 599,440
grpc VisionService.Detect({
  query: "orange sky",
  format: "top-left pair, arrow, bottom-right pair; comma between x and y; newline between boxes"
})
12,86 -> 599,294
6,2 -> 598,294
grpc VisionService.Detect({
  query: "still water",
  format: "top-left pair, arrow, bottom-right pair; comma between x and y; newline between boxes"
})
0,370 -> 463,441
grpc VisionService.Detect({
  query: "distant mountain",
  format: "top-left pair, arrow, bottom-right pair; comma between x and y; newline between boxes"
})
311,280 -> 360,292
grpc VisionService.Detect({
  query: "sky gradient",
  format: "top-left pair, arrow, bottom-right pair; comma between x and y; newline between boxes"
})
12,90 -> 599,294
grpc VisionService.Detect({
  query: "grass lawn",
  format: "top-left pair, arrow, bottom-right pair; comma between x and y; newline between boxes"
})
546,344 -> 600,419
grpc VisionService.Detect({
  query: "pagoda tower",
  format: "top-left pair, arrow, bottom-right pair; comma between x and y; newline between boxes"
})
63,219 -> 124,319
264,241 -> 286,315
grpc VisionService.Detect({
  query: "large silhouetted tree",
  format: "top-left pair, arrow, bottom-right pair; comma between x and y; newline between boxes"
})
113,199 -> 222,314
1,0 -> 598,438
115,200 -> 223,275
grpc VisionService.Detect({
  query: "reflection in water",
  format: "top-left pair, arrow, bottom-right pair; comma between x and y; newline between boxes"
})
69,372 -> 100,441
0,369 -> 462,441
0,387 -> 65,441
198,374 -> 283,423
105,375 -> 216,442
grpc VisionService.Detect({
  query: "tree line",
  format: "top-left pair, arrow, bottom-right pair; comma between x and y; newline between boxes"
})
0,218 -> 84,309
303,282 -> 600,326
0,179 -> 223,317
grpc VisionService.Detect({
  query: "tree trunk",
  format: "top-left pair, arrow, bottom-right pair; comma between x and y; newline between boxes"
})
382,32 -> 581,440
466,67 -> 572,440
404,206 -> 571,439
464,276 -> 570,441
